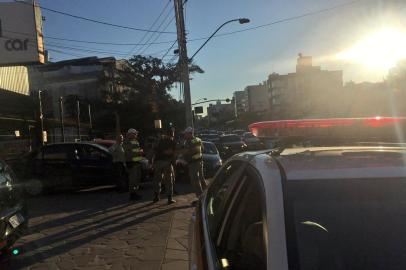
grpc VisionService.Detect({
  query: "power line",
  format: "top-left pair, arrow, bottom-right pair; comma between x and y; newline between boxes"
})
134,9 -> 175,56
139,16 -> 176,55
3,29 -> 177,46
161,40 -> 178,61
190,0 -> 363,41
127,0 -> 172,57
16,1 -> 177,34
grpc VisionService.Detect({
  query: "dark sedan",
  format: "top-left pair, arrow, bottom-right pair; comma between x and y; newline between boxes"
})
21,142 -> 115,195
217,134 -> 247,159
0,160 -> 27,253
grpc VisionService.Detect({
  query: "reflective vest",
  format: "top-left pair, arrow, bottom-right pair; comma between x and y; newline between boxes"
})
189,137 -> 203,161
124,139 -> 143,163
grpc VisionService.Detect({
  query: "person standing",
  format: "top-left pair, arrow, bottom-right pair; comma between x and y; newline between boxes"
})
123,128 -> 143,201
153,129 -> 176,204
183,127 -> 206,199
109,134 -> 126,192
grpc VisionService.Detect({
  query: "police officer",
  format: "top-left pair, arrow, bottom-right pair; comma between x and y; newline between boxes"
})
153,129 -> 176,204
183,127 -> 206,199
123,128 -> 143,201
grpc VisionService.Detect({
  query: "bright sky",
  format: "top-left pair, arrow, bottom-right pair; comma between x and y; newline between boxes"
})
4,0 -> 406,103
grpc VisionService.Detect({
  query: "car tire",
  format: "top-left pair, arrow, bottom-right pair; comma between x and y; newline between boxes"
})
25,178 -> 44,196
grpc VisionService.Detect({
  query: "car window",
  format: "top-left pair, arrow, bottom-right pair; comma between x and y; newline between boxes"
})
205,162 -> 246,245
79,145 -> 109,159
220,136 -> 241,143
216,169 -> 267,270
203,142 -> 218,155
43,145 -> 71,160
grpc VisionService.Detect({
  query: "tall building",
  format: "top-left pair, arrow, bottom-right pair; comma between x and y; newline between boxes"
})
245,84 -> 269,113
233,90 -> 248,117
207,100 -> 235,125
267,54 -> 343,120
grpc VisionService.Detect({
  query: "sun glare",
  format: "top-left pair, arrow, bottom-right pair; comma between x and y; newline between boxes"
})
336,28 -> 406,71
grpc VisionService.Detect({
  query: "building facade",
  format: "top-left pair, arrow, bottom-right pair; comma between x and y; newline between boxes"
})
245,84 -> 270,114
207,100 -> 235,126
267,54 -> 343,120
233,90 -> 248,117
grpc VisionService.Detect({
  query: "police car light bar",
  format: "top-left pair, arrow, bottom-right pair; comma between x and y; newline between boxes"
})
249,117 -> 406,138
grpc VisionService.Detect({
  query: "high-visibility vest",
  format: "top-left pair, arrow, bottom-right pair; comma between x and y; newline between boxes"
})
190,137 -> 203,160
124,139 -> 143,162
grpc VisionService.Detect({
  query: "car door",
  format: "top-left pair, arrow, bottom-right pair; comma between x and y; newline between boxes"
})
40,144 -> 76,189
75,144 -> 113,185
200,162 -> 268,270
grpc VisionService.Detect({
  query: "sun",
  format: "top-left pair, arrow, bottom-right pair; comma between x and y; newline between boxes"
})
336,27 -> 406,71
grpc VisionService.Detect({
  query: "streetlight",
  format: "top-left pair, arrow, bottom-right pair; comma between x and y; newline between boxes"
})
194,98 -> 207,104
190,18 -> 250,60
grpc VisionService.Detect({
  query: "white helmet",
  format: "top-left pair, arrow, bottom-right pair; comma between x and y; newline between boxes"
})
127,128 -> 138,135
184,127 -> 194,134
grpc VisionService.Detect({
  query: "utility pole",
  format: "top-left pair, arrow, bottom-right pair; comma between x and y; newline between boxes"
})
174,0 -> 193,127
38,90 -> 44,146
59,97 -> 65,142
76,99 -> 81,141
88,104 -> 93,139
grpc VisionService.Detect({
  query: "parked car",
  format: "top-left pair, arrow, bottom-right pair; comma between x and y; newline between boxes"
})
242,131 -> 264,150
0,160 -> 28,253
217,134 -> 247,159
20,142 -> 115,195
202,141 -> 222,178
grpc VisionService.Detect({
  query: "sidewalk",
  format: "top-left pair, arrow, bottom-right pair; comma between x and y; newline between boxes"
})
2,183 -> 195,270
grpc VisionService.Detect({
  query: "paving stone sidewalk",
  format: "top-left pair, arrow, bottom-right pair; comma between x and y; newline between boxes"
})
1,184 -> 195,270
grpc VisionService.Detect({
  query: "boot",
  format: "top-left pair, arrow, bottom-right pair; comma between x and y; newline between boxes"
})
167,196 -> 176,205
153,193 -> 160,203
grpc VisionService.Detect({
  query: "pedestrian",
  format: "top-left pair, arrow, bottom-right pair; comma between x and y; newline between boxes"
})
123,128 -> 144,201
183,127 -> 206,202
109,134 -> 127,192
153,128 -> 177,204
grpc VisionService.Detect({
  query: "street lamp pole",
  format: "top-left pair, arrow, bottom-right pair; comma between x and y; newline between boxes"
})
190,18 -> 250,60
38,90 -> 44,146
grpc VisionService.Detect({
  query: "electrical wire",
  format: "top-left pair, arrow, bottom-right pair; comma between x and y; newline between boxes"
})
16,1 -> 177,34
161,40 -> 178,61
126,0 -> 172,57
134,10 -> 176,56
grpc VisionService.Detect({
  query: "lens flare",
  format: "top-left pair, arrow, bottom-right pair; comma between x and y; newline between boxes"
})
336,27 -> 406,71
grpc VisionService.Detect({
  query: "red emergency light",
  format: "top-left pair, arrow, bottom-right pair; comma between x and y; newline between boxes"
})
249,117 -> 406,139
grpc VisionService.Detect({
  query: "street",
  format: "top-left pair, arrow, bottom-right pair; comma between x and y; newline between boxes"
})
1,184 -> 195,270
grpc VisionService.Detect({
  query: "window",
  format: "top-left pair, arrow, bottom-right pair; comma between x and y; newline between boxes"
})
79,145 -> 109,159
43,145 -> 71,160
216,168 -> 267,270
285,179 -> 406,270
205,162 -> 245,243
202,142 -> 219,155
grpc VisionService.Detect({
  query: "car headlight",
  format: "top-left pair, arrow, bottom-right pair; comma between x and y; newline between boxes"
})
241,144 -> 248,148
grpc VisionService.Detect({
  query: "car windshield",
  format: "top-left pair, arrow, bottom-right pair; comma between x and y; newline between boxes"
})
285,179 -> 406,270
244,133 -> 256,138
221,135 -> 241,142
203,142 -> 218,155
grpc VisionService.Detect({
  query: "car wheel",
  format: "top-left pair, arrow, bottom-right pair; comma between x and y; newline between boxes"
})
25,178 -> 44,196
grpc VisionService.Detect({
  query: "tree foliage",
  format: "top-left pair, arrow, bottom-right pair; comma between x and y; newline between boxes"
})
93,55 -> 185,138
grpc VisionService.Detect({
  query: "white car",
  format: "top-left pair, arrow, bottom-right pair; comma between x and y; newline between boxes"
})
190,117 -> 406,270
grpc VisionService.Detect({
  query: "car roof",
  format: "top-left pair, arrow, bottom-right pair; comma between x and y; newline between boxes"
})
44,142 -> 109,151
234,146 -> 406,181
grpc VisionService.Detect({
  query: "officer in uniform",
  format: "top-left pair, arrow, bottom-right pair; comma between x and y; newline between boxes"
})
183,127 -> 206,198
153,128 -> 177,204
123,128 -> 143,201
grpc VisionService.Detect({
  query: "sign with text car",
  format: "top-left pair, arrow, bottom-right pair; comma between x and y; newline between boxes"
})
0,1 -> 45,65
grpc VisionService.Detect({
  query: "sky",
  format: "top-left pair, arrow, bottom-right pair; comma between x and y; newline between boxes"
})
3,0 -> 406,105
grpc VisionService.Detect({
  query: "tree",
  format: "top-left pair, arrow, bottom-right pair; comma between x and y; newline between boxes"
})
93,55 -> 186,138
